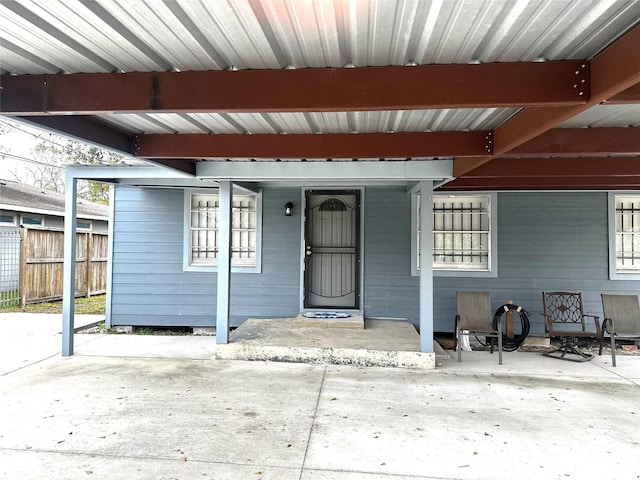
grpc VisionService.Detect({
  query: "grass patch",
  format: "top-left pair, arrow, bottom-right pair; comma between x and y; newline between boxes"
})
0,294 -> 106,314
133,326 -> 192,336
0,290 -> 20,308
134,327 -> 155,335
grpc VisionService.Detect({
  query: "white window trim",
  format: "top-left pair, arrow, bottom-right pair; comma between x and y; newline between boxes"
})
76,219 -> 92,231
183,188 -> 262,274
0,211 -> 17,226
608,191 -> 640,280
20,214 -> 44,226
412,191 -> 498,278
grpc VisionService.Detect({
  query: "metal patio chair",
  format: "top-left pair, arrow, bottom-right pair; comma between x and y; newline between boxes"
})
542,292 -> 601,362
600,294 -> 640,367
454,291 -> 503,365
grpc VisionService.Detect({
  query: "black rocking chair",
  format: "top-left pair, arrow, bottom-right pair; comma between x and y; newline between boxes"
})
542,291 -> 602,362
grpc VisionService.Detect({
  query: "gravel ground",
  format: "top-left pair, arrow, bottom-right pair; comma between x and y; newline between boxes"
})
77,323 -> 193,336
519,338 -> 640,356
79,323 -> 640,357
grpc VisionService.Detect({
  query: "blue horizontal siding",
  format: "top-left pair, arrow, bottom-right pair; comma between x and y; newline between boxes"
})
109,185 -> 640,337
363,187 -> 419,320
113,315 -> 216,327
433,191 -> 640,335
110,185 -> 301,327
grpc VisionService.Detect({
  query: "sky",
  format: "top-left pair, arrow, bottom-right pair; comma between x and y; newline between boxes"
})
0,118 -> 139,184
0,118 -> 54,182
1,118 -> 144,188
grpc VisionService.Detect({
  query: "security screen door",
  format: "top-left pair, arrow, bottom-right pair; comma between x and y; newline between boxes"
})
304,191 -> 360,309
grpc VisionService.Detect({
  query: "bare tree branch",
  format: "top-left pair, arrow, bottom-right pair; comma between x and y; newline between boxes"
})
23,138 -> 124,204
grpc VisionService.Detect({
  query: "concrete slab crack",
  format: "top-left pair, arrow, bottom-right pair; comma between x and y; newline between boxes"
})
298,365 -> 327,480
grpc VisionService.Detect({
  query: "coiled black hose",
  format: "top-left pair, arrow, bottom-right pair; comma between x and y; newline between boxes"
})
492,304 -> 531,352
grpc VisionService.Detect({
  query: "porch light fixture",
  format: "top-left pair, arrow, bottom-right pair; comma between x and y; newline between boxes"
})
284,202 -> 293,216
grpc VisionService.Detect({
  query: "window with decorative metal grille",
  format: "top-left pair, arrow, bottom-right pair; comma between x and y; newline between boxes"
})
413,192 -> 496,277
186,190 -> 261,271
433,194 -> 491,270
611,194 -> 640,275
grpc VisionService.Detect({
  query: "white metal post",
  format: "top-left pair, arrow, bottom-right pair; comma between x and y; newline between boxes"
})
105,184 -> 115,329
62,175 -> 78,356
418,181 -> 434,353
216,181 -> 232,344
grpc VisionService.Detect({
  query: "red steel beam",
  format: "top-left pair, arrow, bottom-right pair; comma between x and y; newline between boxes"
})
454,22 -> 640,177
133,131 -> 492,159
145,159 -> 196,175
1,62 -> 587,115
440,176 -> 640,190
605,83 -> 640,104
14,117 -> 197,176
15,115 -> 133,154
510,127 -> 640,156
456,156 -> 640,178
454,104 -> 584,176
447,156 -> 640,190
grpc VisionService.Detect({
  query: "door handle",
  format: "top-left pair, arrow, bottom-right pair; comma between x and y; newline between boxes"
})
305,245 -> 312,256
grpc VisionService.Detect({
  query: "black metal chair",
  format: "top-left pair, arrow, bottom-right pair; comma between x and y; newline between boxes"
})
454,291 -> 503,365
542,291 -> 601,362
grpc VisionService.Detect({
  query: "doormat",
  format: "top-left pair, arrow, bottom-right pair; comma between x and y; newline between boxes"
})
294,312 -> 363,329
303,312 -> 352,319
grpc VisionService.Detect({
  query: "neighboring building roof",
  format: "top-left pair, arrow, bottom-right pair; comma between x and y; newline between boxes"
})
0,180 -> 109,220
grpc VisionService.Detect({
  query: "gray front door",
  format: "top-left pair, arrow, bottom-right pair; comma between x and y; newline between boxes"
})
304,191 -> 360,309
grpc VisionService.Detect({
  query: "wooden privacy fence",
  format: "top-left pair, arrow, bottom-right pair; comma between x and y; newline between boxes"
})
18,226 -> 108,306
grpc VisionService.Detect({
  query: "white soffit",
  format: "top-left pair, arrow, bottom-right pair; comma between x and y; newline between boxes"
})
196,159 -> 453,182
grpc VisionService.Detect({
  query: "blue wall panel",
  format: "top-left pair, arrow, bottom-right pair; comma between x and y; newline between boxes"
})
433,192 -> 640,336
362,187 -> 419,321
110,185 -> 640,337
110,185 -> 301,327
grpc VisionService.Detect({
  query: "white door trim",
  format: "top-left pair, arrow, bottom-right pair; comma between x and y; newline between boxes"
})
299,187 -> 365,313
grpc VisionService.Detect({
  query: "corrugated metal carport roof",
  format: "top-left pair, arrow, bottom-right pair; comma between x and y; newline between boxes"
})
2,0 -> 640,189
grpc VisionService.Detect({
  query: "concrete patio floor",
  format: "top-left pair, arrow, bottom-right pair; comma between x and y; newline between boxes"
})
1,313 -> 639,479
